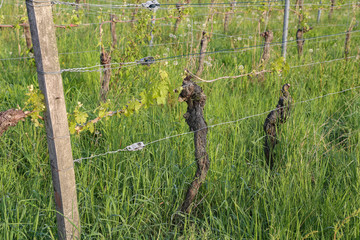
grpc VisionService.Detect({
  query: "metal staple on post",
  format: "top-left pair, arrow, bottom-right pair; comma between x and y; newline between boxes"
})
281,0 -> 290,60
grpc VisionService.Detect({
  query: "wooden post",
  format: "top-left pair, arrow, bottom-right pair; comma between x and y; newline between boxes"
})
26,1 -> 80,239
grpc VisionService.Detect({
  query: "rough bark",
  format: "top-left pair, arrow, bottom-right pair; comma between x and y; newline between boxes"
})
345,24 -> 355,60
296,0 -> 304,23
173,3 -> 182,33
100,50 -> 111,102
23,23 -> 33,52
0,109 -> 26,137
255,30 -> 273,81
223,3 -> 234,33
296,27 -> 312,57
178,76 -> 209,213
196,31 -> 209,77
131,8 -> 139,26
329,0 -> 335,19
260,30 -> 273,65
263,84 -> 292,168
110,14 -> 118,49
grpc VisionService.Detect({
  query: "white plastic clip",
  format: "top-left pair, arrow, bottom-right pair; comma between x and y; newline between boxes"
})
126,142 -> 145,151
142,0 -> 160,10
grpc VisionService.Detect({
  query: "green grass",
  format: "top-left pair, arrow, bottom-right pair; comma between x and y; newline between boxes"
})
1,1 -> 360,239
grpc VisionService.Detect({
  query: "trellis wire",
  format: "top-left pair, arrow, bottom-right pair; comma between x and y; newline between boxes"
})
33,30 -> 360,74
0,22 -> 354,63
0,50 -> 99,61
73,82 -> 360,163
24,0 -> 358,9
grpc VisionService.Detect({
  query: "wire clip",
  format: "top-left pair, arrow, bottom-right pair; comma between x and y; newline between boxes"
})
126,142 -> 145,151
137,56 -> 155,66
142,0 -> 160,10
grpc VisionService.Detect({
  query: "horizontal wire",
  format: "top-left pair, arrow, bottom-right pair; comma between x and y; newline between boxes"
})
1,26 -> 352,66
24,0 -> 358,9
0,19 -> 354,63
73,62 -> 360,163
187,56 -> 357,83
37,30 -> 360,74
0,50 -> 99,62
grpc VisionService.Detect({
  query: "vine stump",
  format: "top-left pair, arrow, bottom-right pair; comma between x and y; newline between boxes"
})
178,75 -> 209,214
0,109 -> 26,137
263,84 -> 292,168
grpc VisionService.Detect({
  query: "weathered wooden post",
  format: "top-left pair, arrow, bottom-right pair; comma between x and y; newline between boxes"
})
26,0 -> 80,239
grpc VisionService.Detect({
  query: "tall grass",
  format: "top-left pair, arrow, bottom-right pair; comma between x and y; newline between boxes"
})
1,1 -> 360,239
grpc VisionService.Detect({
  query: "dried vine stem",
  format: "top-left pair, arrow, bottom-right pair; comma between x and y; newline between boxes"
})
178,75 -> 209,214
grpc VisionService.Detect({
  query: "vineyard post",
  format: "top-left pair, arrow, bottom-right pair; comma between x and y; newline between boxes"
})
281,0 -> 290,59
149,9 -> 157,47
26,0 -> 80,239
317,0 -> 322,23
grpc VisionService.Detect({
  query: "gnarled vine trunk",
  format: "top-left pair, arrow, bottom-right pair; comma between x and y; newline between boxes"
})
196,31 -> 209,77
0,109 -> 26,137
296,27 -> 312,57
100,50 -> 112,102
178,76 -> 209,213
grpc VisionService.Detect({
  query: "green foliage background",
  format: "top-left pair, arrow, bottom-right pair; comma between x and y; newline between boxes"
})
1,0 -> 360,239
